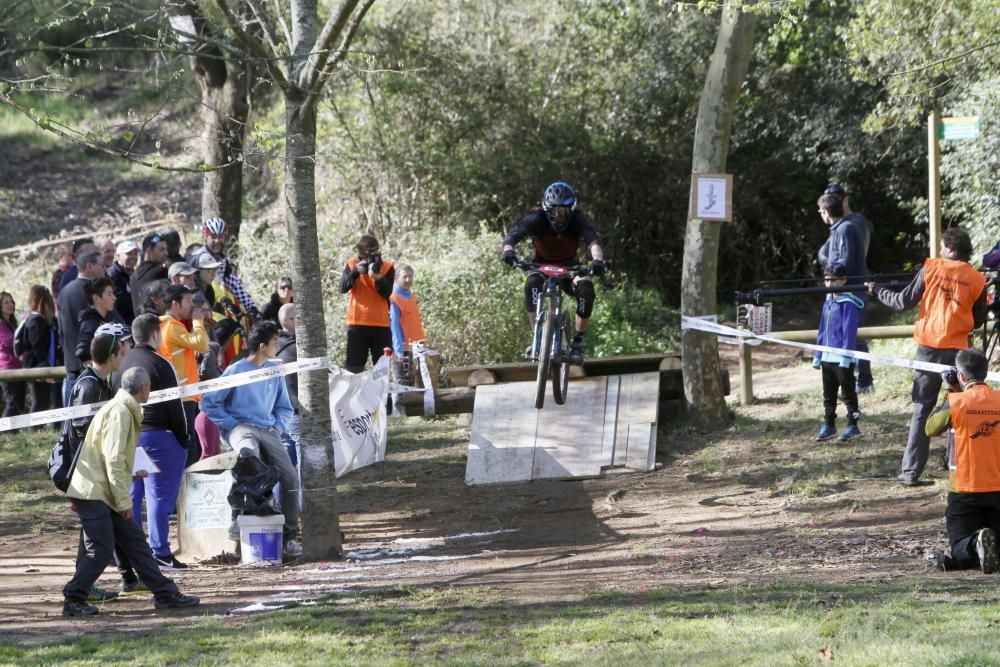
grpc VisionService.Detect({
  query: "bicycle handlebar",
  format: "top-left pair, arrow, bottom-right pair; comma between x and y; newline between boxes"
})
512,259 -> 592,277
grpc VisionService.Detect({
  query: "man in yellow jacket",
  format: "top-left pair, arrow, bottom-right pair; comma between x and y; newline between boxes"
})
62,367 -> 200,617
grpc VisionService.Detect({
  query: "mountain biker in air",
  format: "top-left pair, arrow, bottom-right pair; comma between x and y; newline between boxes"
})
501,181 -> 606,366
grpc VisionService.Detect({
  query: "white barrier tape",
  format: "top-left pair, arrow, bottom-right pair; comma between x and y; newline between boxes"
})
415,345 -> 436,417
681,315 -> 1000,383
0,356 -> 333,433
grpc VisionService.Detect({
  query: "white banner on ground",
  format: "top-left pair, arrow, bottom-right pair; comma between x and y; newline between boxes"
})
330,355 -> 391,477
681,315 -> 1000,383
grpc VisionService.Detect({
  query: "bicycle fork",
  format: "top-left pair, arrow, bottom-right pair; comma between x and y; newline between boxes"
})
530,279 -> 563,362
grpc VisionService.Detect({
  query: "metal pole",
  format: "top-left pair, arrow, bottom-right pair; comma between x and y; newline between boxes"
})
739,340 -> 753,405
929,111 -> 942,259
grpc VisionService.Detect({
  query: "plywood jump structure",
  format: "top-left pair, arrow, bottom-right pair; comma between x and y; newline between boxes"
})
465,372 -> 661,485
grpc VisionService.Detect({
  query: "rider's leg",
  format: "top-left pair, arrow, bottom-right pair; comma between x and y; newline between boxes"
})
524,272 -> 544,339
569,278 -> 595,364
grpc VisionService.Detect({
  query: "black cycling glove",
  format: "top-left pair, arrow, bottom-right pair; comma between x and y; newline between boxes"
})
590,259 -> 606,276
501,249 -> 517,267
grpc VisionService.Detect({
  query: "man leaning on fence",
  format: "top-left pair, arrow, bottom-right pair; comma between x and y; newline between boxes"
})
867,227 -> 987,487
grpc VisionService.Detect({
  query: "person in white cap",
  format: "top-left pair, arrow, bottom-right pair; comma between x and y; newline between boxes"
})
189,252 -> 222,309
108,241 -> 140,325
167,262 -> 197,289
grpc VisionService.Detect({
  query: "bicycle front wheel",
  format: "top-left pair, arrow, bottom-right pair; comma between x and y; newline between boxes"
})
535,305 -> 555,409
551,313 -> 570,405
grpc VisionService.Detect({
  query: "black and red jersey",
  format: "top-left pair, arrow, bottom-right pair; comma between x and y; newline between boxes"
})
503,209 -> 600,264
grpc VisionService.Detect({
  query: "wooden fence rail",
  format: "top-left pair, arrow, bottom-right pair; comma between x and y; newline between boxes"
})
737,324 -> 915,404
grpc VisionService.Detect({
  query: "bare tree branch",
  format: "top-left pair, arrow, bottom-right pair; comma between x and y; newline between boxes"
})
0,97 -> 238,174
270,0 -> 293,49
243,0 -> 287,64
304,0 -> 375,111
214,0 -> 289,88
300,0 -> 359,89
883,39 -> 1000,77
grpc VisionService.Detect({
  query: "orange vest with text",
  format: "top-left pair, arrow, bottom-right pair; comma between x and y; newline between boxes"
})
913,258 -> 985,350
158,315 -> 209,401
389,290 -> 427,348
346,258 -> 393,327
950,384 -> 1000,493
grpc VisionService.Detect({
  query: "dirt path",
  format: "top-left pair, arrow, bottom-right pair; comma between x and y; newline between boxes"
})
1,360 -> 965,642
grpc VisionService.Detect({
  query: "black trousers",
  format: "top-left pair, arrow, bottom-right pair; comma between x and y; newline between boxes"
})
344,325 -> 392,374
183,401 -> 200,468
1,380 -> 25,418
63,498 -> 179,603
946,491 -> 1000,569
821,362 -> 859,426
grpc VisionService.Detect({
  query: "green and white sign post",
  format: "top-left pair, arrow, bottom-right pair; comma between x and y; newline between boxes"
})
928,113 -> 980,257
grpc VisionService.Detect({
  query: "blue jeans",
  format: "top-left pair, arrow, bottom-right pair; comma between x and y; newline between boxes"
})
61,371 -> 78,410
130,429 -> 186,558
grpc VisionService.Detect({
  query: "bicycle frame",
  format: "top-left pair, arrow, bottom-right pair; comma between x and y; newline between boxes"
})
528,265 -> 572,363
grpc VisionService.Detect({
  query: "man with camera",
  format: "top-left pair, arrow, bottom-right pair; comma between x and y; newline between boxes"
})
339,235 -> 395,373
926,349 -> 1000,573
868,227 -> 988,486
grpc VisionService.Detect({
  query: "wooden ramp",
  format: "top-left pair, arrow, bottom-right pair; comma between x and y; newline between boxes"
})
465,372 -> 659,486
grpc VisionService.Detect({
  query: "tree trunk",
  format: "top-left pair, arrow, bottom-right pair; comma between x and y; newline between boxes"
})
680,4 -> 756,426
285,87 -> 341,558
179,0 -> 250,247
196,59 -> 249,244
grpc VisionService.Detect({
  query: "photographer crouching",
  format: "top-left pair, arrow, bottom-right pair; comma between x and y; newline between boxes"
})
926,349 -> 1000,573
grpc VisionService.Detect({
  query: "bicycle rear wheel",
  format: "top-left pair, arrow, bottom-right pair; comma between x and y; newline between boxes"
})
551,313 -> 570,405
534,305 -> 555,409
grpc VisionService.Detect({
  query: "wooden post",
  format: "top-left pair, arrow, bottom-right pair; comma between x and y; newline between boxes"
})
738,341 -> 753,405
928,111 -> 942,259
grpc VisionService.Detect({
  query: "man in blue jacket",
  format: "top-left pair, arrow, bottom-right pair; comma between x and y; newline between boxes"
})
818,186 -> 875,393
813,263 -> 865,442
201,320 -> 299,552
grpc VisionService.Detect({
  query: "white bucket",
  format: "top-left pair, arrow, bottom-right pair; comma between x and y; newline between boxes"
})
237,514 -> 284,565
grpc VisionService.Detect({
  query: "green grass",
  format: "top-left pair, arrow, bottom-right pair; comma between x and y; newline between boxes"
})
4,582 -> 1000,665
0,428 -> 68,536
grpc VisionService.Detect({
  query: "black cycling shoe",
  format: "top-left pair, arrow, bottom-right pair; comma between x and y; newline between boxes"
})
567,342 -> 584,366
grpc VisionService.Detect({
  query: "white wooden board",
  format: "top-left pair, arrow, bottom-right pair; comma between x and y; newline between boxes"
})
465,372 -> 659,485
532,377 -> 607,479
466,382 -> 539,485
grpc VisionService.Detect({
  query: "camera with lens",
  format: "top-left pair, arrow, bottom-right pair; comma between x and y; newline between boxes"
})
941,367 -> 961,391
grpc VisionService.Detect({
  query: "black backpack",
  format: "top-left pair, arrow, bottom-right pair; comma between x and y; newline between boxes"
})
48,430 -> 83,493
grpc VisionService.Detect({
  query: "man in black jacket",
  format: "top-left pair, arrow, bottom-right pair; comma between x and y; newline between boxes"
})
107,241 -> 139,325
116,313 -> 190,570
129,233 -> 168,317
76,277 -> 126,366
58,250 -> 106,407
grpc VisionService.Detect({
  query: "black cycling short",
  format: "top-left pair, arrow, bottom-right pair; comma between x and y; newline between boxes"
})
523,272 -> 595,319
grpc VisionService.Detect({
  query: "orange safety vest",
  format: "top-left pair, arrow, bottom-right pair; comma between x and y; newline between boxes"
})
950,384 -> 1000,493
346,257 -> 393,327
389,290 -> 426,348
158,315 -> 209,401
913,258 -> 986,350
